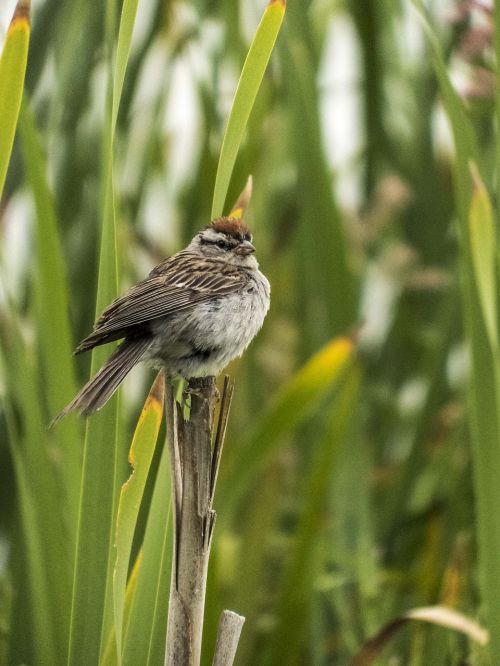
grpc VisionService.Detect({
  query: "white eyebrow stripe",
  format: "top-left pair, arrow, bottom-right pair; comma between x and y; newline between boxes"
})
201,228 -> 223,242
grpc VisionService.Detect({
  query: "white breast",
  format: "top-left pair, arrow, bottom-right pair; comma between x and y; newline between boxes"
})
148,269 -> 270,377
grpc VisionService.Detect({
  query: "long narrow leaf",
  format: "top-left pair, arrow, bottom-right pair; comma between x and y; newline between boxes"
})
102,552 -> 143,666
493,0 -> 500,220
464,223 -> 500,664
100,0 -> 148,647
68,0 -> 136,660
211,0 -> 285,218
468,164 -> 498,353
411,0 -> 478,223
267,368 -> 362,664
18,99 -> 81,527
0,0 -> 30,197
280,7 -> 356,342
122,443 -> 173,666
412,2 -> 500,659
112,0 -> 140,132
1,319 -> 71,666
219,336 -> 354,514
67,117 -> 121,666
113,372 -> 165,663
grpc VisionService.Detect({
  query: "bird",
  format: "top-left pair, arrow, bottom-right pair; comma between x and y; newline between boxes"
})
54,216 -> 270,421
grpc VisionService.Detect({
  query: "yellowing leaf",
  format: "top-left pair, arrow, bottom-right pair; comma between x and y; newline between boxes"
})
113,372 -> 165,663
229,175 -> 253,220
101,552 -> 142,666
351,605 -> 488,665
121,443 -> 173,666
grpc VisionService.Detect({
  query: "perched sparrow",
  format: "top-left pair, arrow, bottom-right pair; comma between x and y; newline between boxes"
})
57,216 -> 270,419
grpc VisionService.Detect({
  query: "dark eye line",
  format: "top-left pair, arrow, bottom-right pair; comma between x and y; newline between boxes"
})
200,236 -> 231,249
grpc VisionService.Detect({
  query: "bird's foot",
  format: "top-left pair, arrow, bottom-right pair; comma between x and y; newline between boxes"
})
185,376 -> 219,402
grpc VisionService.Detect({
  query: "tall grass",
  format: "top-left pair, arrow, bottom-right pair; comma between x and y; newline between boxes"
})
1,0 -> 500,664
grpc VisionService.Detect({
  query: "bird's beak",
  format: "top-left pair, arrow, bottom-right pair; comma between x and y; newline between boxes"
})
236,240 -> 256,256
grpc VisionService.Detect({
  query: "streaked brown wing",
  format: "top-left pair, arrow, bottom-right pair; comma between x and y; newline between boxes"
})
75,252 -> 245,352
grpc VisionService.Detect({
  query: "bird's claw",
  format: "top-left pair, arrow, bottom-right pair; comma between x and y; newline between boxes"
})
184,381 -> 220,402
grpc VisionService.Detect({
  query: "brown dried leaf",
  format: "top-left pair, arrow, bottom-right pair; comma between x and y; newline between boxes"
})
350,605 -> 488,666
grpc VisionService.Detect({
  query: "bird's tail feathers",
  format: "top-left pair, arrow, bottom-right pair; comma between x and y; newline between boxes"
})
51,338 -> 151,425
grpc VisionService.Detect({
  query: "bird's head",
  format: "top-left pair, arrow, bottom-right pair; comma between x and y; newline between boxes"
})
189,217 -> 258,267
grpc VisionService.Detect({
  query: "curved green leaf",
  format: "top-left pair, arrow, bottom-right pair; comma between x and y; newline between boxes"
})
122,443 -> 173,666
211,0 -> 286,218
112,0 -> 140,134
0,0 -> 30,198
220,336 -> 355,514
113,372 -> 165,663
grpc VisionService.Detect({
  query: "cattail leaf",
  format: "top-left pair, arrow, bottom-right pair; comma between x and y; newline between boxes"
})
220,336 -> 355,513
18,100 -> 82,527
468,163 -> 498,353
68,0 -> 141,661
0,0 -> 30,197
0,317 -> 71,666
280,27 -> 356,343
112,0 -> 140,133
413,2 -> 500,660
268,368 -> 361,663
211,0 -> 286,219
122,443 -> 173,666
411,0 -> 478,223
102,553 -> 142,666
113,372 -> 165,664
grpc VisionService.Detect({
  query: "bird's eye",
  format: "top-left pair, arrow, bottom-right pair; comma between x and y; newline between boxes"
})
216,240 -> 227,249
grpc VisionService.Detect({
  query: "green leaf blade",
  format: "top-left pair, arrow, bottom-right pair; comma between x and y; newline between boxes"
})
220,336 -> 355,514
68,10 -> 120,666
112,0 -> 140,133
211,0 -> 286,219
113,372 -> 165,664
18,100 -> 82,526
67,406 -> 121,666
413,3 -> 500,660
267,367 -> 362,664
0,0 -> 30,197
468,165 -> 498,353
122,444 -> 173,666
1,320 -> 72,666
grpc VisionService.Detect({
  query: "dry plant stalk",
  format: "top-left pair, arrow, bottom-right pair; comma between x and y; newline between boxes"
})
164,375 -> 243,666
212,610 -> 246,666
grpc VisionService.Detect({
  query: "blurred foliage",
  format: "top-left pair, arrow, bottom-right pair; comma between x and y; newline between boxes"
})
1,0 -> 500,664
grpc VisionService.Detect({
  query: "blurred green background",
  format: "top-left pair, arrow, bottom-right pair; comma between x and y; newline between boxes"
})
1,0 -> 499,664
